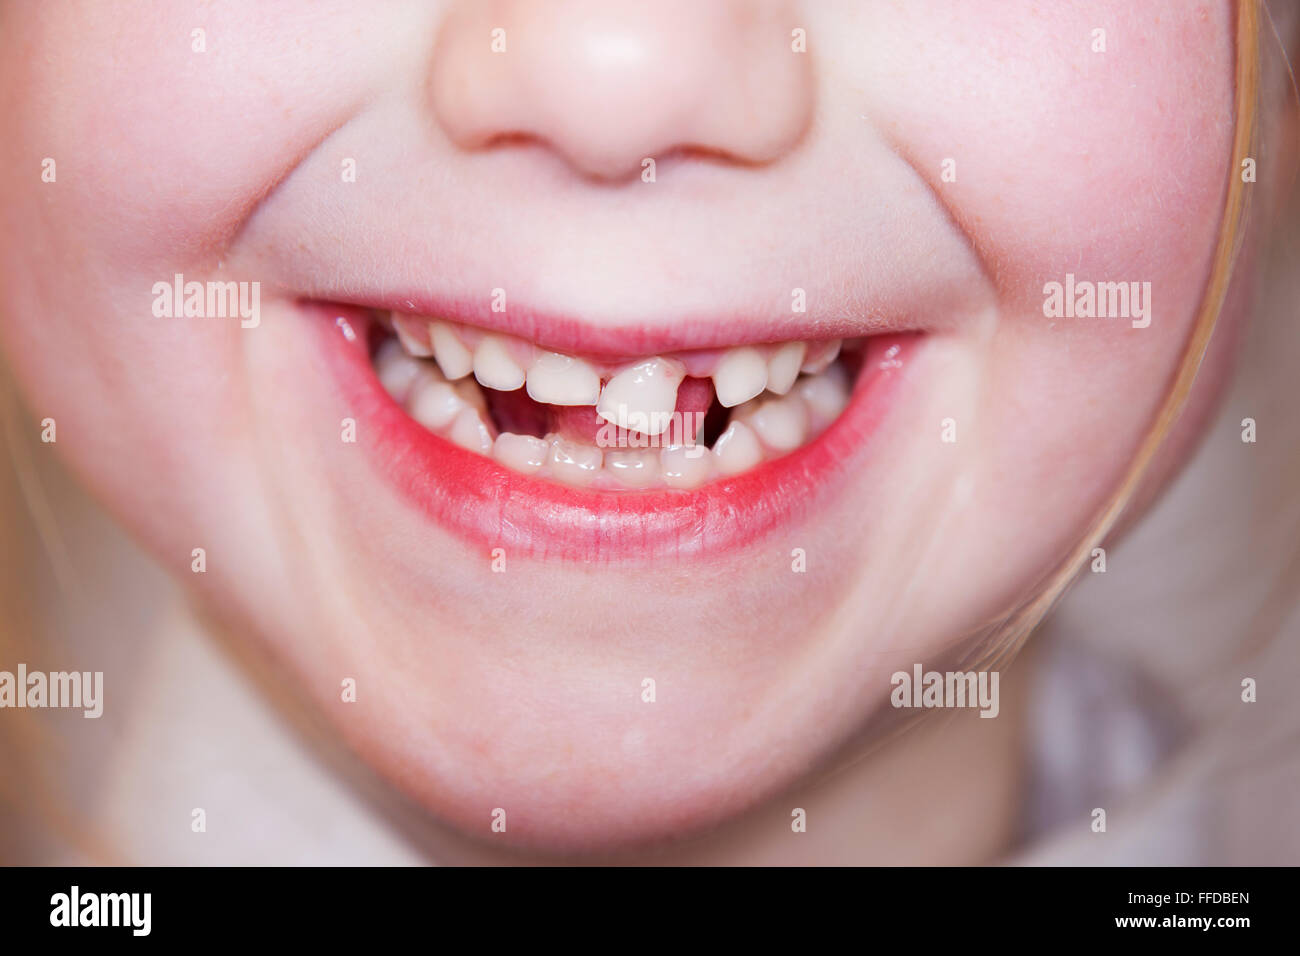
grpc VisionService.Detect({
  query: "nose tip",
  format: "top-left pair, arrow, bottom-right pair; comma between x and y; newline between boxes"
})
430,0 -> 813,180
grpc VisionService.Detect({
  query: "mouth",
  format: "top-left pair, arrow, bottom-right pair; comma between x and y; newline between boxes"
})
315,301 -> 917,562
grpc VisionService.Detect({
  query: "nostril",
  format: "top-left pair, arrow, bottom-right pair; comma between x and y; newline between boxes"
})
428,0 -> 815,182
467,137 -> 766,184
475,130 -> 539,151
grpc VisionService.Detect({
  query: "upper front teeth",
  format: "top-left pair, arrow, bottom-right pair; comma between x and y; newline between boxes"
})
711,346 -> 769,407
765,341 -> 806,395
527,351 -> 601,406
430,320 -> 474,380
596,357 -> 686,437
393,312 -> 843,411
800,340 -> 841,375
393,316 -> 434,357
473,335 -> 526,391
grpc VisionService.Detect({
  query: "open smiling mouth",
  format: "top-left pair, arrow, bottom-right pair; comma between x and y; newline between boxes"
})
315,302 -> 918,561
376,312 -> 859,489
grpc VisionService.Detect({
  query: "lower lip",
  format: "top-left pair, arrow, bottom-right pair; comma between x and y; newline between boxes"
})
313,303 -> 917,562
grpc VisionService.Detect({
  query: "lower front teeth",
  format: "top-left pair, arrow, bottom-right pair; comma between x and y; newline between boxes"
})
711,420 -> 763,475
408,374 -> 465,429
375,334 -> 852,491
661,444 -> 714,489
738,394 -> 808,452
796,362 -> 850,432
492,432 -> 549,474
605,449 -> 660,488
449,406 -> 493,454
549,438 -> 604,486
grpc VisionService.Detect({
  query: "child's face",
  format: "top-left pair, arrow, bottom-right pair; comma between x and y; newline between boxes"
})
0,1 -> 1244,850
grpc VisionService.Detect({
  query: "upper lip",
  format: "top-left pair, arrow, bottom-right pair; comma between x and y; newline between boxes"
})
305,288 -> 925,358
232,116 -> 995,358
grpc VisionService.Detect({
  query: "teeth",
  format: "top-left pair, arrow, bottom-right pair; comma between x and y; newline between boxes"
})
660,445 -> 713,489
380,315 -> 860,489
796,361 -> 850,431
407,372 -> 467,430
375,338 -> 423,402
452,376 -> 490,417
712,347 -> 768,408
712,420 -> 763,475
801,340 -> 842,375
743,394 -> 808,452
548,438 -> 603,486
596,357 -> 686,437
473,335 -> 526,391
429,320 -> 474,380
765,341 -> 806,395
493,432 -> 549,474
604,449 -> 661,488
526,351 -> 601,406
393,316 -> 434,357
448,407 -> 493,453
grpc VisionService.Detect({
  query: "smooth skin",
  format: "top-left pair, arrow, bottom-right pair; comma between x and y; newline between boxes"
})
0,1 -> 1260,857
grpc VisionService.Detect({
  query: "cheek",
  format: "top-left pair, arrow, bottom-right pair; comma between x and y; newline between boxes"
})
855,0 -> 1234,299
0,0 -> 384,258
842,0 -> 1235,611
0,0 -> 390,549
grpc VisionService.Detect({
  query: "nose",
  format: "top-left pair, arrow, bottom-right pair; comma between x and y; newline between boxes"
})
429,0 -> 814,181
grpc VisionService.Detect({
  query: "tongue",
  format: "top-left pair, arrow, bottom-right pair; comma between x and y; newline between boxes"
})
485,376 -> 715,445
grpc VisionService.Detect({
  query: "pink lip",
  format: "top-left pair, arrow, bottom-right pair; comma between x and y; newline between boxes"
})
313,302 -> 916,563
312,289 -> 922,359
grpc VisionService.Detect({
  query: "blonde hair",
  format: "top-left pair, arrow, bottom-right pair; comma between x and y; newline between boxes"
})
969,0 -> 1270,676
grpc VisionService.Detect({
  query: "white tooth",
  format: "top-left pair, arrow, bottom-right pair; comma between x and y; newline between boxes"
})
407,373 -> 466,430
393,316 -> 434,357
711,420 -> 763,475
526,351 -> 600,406
800,340 -> 842,374
452,377 -> 489,416
375,338 -> 423,402
493,432 -> 549,474
448,407 -> 493,454
473,335 -> 526,391
712,347 -> 768,408
746,395 -> 808,452
596,357 -> 685,437
766,341 -> 806,395
796,362 -> 850,431
429,320 -> 474,380
660,445 -> 714,489
605,449 -> 661,488
548,438 -> 603,486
